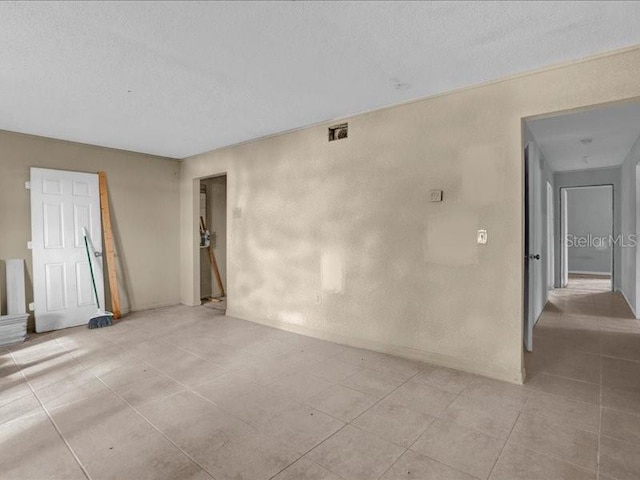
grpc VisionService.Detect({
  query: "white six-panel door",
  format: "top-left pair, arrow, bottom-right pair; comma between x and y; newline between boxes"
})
30,168 -> 104,332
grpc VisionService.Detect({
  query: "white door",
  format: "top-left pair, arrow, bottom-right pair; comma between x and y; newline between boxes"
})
30,168 -> 104,332
524,144 -> 544,351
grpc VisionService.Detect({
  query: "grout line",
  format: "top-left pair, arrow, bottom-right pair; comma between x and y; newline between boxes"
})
13,295 -> 631,480
366,375 -> 471,479
597,354 -> 604,480
521,287 -> 609,478
267,456 -> 351,480
347,369 -> 422,425
266,424 -> 352,480
53,337 -> 219,480
276,364 -> 453,479
63,323 -> 364,479
7,349 -> 93,480
41,317 -> 485,480
371,447 -> 408,480
485,411 -> 522,480
103,318 -> 439,480
507,439 -> 599,475
596,306 -> 604,480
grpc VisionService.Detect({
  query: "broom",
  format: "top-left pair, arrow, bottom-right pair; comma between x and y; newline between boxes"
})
83,228 -> 113,329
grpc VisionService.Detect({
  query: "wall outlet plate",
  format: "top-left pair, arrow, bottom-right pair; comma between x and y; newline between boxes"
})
477,229 -> 488,245
429,190 -> 443,202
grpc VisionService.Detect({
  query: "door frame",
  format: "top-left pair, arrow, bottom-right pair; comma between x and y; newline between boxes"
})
546,181 -> 555,291
194,172 -> 228,305
559,184 -> 615,291
521,97 -> 640,366
523,143 -> 532,352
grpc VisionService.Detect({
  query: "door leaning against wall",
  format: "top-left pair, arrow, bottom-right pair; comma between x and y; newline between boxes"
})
30,167 -> 104,332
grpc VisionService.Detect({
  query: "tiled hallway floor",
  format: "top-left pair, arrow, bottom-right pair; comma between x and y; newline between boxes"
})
2,285 -> 640,480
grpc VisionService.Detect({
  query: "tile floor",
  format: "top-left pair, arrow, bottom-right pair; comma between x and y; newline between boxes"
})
1,277 -> 640,480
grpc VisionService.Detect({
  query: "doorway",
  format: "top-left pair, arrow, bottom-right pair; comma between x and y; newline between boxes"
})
523,99 -> 640,359
560,185 -> 614,292
199,175 -> 227,311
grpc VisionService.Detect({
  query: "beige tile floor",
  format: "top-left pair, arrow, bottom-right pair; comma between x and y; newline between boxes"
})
1,278 -> 639,480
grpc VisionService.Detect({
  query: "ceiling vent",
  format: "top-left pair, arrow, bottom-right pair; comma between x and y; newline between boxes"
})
328,123 -> 348,142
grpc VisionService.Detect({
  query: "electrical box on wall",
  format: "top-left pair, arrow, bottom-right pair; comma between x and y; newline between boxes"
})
429,190 -> 443,202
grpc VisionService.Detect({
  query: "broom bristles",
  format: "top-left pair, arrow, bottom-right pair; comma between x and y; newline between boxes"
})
88,311 -> 114,329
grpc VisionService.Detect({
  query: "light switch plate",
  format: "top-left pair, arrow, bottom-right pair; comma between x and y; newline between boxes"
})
477,229 -> 488,245
429,190 -> 443,202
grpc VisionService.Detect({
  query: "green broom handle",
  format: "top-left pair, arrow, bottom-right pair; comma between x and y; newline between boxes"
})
83,230 -> 101,310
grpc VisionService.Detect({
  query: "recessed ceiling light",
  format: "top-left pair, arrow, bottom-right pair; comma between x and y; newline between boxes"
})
580,137 -> 593,144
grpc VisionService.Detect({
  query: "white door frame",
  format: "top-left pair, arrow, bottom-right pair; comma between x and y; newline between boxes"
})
546,181 -> 555,291
561,188 -> 569,287
559,184 -> 614,290
194,172 -> 228,304
635,165 -> 640,317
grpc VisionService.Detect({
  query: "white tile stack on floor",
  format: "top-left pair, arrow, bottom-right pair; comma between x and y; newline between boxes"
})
0,259 -> 28,346
0,315 -> 28,346
2,278 -> 640,480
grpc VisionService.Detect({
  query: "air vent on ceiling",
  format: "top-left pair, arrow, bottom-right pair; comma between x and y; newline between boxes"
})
328,123 -> 348,142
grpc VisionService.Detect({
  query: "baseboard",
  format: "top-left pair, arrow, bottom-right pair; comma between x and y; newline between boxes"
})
127,300 -> 181,315
226,308 -> 524,385
619,288 -> 638,319
568,270 -> 612,276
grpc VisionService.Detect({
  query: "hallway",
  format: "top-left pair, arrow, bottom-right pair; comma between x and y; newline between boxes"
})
525,276 -> 640,480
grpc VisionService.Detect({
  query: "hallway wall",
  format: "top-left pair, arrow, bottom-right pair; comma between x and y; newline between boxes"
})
620,132 -> 640,316
566,186 -> 613,275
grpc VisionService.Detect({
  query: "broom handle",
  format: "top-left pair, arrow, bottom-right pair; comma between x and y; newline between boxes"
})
200,216 -> 225,297
83,232 -> 101,310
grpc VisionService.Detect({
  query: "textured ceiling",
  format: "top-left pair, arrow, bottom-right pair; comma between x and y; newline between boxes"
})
2,1 -> 640,159
527,102 -> 640,172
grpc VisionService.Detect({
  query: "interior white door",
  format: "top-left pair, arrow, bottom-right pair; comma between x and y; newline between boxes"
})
30,168 -> 104,332
524,144 -> 544,352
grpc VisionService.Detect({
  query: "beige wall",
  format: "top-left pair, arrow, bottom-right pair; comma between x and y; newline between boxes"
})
180,47 -> 640,384
0,131 -> 180,326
